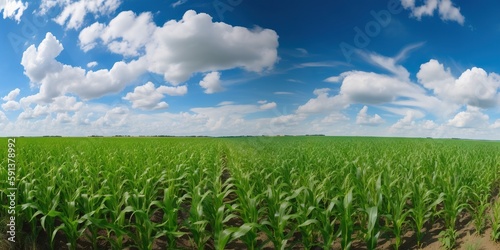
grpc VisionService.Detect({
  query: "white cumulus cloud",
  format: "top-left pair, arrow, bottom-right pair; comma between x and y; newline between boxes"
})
23,8 -> 280,105
78,9 -> 279,86
2,88 -> 20,101
356,106 -> 384,126
296,88 -> 348,114
491,120 -> 500,129
54,112 -> 73,123
40,0 -> 122,30
94,106 -> 129,127
79,11 -> 156,56
0,110 -> 8,123
2,101 -> 20,111
190,104 -> 269,132
199,71 -> 224,94
448,106 -> 489,128
145,10 -> 278,85
339,71 -> 421,104
417,59 -> 500,108
160,85 -> 188,96
401,0 -> 464,24
322,53 -> 498,122
123,82 -> 188,110
270,114 -> 306,126
21,32 -> 148,103
0,0 -> 27,22
19,96 -> 83,120
79,22 -> 106,51
2,88 -> 21,111
391,109 -> 426,130
260,102 -> 277,110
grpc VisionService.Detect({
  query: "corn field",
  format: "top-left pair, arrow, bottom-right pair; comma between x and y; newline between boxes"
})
1,137 -> 500,249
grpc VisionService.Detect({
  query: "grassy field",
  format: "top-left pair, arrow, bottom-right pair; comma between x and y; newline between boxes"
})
1,136 -> 500,249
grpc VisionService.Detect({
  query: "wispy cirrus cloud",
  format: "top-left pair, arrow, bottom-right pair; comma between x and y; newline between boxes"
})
172,0 -> 188,8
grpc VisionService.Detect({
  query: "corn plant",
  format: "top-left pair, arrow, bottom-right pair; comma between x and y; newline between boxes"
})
78,193 -> 107,249
491,198 -> 500,241
382,177 -> 412,250
203,180 -> 238,250
438,174 -> 468,249
119,190 -> 163,250
315,197 -> 338,250
151,185 -> 186,249
442,178 -> 468,230
53,201 -> 88,250
261,180 -> 299,250
438,228 -> 460,250
409,181 -> 444,247
186,184 -> 211,250
98,187 -> 133,249
18,174 -> 41,249
339,188 -> 355,250
127,208 -> 164,250
361,206 -> 380,250
295,186 -> 319,249
351,170 -> 383,250
468,191 -> 490,235
466,168 -> 494,236
31,186 -> 62,250
86,217 -> 126,249
232,178 -> 265,249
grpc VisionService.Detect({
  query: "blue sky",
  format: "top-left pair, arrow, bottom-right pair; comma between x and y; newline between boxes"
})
0,0 -> 499,138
